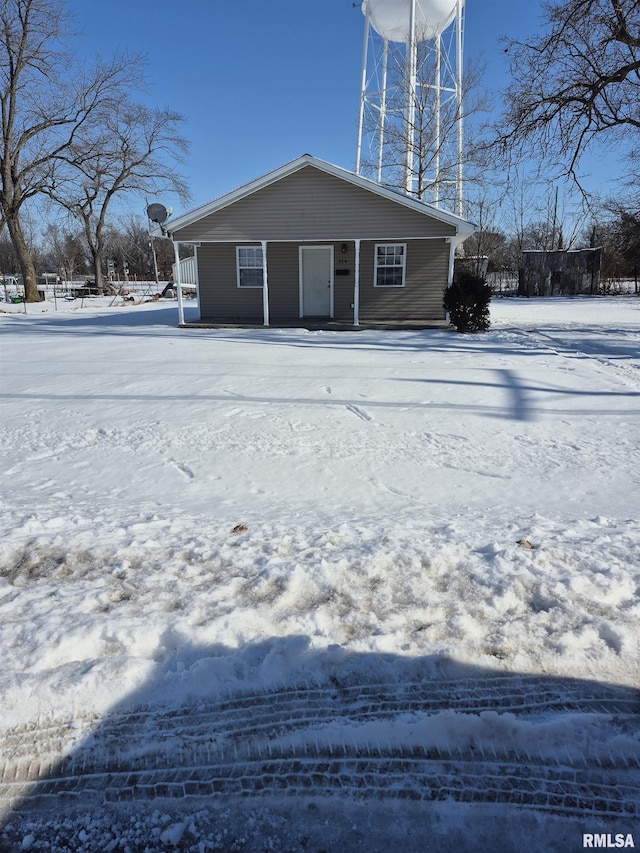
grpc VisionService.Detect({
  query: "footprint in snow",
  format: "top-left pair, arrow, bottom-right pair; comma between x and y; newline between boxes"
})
346,404 -> 372,421
167,459 -> 195,481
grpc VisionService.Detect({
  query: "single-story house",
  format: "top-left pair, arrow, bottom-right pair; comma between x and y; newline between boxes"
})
165,154 -> 475,327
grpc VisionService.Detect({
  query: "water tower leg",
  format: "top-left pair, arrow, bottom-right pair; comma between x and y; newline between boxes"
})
376,39 -> 389,183
434,33 -> 441,204
403,0 -> 418,194
355,14 -> 370,175
456,0 -> 464,216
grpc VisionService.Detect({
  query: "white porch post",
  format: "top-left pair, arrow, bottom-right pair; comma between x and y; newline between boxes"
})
193,245 -> 200,318
354,239 -> 361,327
447,237 -> 456,286
445,237 -> 456,326
173,241 -> 185,326
261,239 -> 269,326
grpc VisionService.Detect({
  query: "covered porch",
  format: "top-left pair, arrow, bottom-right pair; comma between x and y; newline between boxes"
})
172,236 -> 458,328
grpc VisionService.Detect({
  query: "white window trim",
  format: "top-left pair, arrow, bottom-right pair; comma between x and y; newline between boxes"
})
236,245 -> 264,289
374,243 -> 407,288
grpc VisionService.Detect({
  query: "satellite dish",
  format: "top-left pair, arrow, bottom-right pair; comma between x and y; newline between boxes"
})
146,203 -> 168,224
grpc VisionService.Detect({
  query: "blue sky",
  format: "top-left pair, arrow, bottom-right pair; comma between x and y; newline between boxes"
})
66,0 -> 613,221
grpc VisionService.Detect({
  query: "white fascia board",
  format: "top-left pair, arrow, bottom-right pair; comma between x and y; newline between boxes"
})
165,154 -> 476,237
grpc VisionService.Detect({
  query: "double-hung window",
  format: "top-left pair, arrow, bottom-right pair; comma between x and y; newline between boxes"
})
236,246 -> 264,288
374,243 -> 406,288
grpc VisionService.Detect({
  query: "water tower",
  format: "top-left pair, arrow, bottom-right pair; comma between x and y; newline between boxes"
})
355,0 -> 465,214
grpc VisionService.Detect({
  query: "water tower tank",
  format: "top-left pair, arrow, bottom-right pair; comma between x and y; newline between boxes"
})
362,0 -> 462,42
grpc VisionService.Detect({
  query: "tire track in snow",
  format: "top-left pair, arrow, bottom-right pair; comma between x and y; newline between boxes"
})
1,676 -> 638,821
3,751 -> 637,821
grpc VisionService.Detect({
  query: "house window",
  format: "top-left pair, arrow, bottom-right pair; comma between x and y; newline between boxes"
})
374,243 -> 406,287
236,246 -> 264,288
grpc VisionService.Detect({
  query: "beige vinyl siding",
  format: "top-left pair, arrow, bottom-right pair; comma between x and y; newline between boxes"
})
198,241 -> 335,322
359,239 -> 449,321
333,243 -> 356,322
196,239 -> 448,323
197,244 -> 263,321
175,166 -> 456,243
263,243 -> 300,321
198,240 -> 356,323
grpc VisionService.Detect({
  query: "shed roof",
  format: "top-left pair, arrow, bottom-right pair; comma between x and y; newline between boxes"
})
165,154 -> 475,240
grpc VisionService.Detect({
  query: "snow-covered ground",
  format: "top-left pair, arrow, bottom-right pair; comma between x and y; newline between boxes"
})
0,296 -> 639,851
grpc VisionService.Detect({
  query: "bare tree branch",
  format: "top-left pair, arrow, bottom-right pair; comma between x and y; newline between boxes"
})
44,99 -> 189,288
486,0 -> 640,190
0,0 -> 154,300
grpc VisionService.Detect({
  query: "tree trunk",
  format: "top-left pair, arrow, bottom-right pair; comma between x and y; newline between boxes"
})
518,265 -> 526,297
5,212 -> 40,302
89,246 -> 104,291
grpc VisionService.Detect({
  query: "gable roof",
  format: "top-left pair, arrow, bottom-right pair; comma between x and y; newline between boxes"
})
165,154 -> 475,238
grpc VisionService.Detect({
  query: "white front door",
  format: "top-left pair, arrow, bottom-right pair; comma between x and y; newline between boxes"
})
300,246 -> 333,317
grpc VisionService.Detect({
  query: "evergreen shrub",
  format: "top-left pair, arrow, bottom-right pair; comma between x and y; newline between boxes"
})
443,271 -> 492,332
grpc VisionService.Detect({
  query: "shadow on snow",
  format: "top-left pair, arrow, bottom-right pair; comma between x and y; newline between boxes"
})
2,370 -> 638,423
1,638 -> 639,851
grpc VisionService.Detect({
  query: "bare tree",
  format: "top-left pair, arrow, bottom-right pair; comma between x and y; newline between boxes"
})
461,194 -> 510,277
592,199 -> 640,280
104,217 -> 154,281
105,216 -> 177,281
490,0 -> 640,187
0,0 -> 144,300
43,222 -> 87,281
45,99 -> 189,290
